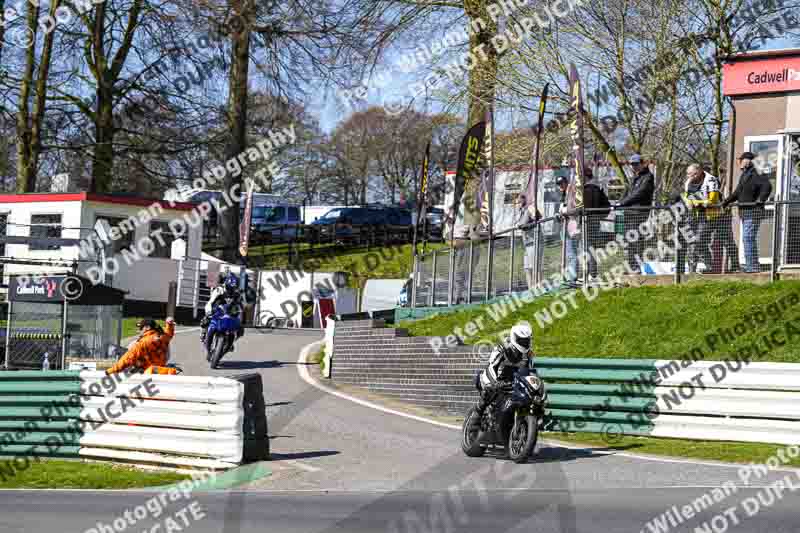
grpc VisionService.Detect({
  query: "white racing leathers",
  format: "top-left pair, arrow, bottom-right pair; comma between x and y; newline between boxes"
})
476,343 -> 535,413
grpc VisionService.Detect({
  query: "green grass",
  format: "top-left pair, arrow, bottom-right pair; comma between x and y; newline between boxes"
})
253,243 -> 446,289
308,348 -> 326,375
402,280 -> 800,362
121,317 -> 144,340
0,458 -> 189,489
547,432 -> 800,467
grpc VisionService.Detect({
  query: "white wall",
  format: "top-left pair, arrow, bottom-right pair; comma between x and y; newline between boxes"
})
0,200 -> 84,281
257,269 -> 355,327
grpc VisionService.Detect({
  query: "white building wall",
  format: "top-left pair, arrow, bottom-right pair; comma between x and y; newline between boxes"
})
0,198 -> 203,304
0,200 -> 84,280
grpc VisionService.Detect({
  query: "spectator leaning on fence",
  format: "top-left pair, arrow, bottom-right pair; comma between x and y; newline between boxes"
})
581,168 -> 612,279
615,154 -> 655,272
722,152 -> 773,273
683,164 -> 715,273
106,318 -> 175,375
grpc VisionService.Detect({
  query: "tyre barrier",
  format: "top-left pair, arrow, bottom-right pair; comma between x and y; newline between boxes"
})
0,370 -> 269,470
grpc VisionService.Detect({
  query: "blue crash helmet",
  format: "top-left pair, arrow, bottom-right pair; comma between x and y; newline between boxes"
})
224,273 -> 239,292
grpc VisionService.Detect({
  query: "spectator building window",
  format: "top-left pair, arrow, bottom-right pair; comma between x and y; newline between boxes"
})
148,221 -> 178,259
29,214 -> 62,251
95,216 -> 134,255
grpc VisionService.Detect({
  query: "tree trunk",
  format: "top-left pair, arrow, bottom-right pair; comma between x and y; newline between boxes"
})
220,0 -> 253,262
15,4 -> 38,193
15,0 -> 60,193
90,83 -> 115,193
461,0 -> 496,240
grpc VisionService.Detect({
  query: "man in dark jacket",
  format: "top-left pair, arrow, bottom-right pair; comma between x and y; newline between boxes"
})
722,152 -> 773,273
616,154 -> 655,271
581,168 -> 611,278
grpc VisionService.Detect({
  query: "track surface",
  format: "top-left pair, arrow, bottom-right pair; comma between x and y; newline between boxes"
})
2,328 -> 799,533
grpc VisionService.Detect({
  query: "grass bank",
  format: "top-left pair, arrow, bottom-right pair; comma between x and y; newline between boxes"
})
402,280 -> 800,362
0,459 -> 189,489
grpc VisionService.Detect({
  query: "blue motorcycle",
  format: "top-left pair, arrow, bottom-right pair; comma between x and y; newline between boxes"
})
205,299 -> 242,369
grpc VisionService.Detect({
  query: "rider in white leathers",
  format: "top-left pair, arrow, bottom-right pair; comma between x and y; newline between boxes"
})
475,322 -> 535,416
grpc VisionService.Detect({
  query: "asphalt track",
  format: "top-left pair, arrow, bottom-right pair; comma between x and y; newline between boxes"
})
2,327 -> 800,533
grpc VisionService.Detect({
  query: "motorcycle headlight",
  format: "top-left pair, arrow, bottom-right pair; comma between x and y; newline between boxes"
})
525,375 -> 541,391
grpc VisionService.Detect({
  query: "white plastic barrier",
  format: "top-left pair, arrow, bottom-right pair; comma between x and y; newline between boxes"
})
77,371 -> 245,469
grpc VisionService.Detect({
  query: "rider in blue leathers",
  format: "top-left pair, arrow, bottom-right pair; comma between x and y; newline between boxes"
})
200,273 -> 244,343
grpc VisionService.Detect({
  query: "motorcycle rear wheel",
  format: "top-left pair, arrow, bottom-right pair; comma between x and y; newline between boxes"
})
209,335 -> 226,369
508,413 -> 538,464
461,407 -> 486,457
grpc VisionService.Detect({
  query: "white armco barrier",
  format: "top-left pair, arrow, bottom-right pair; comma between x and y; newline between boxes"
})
642,360 -> 800,445
77,371 -> 245,469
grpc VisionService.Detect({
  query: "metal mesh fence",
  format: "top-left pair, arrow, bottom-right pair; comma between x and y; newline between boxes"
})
64,304 -> 123,360
433,248 -> 451,306
414,253 -> 433,307
5,302 -> 63,370
780,202 -> 800,267
411,201 -> 800,308
511,230 -> 527,293
492,234 -> 513,298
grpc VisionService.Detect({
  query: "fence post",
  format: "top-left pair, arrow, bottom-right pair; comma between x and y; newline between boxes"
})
509,229 -> 515,294
61,302 -> 68,370
176,259 -> 183,307
4,301 -> 11,370
582,211 -> 589,286
674,210 -> 682,285
448,243 -> 456,307
411,254 -> 418,310
254,269 -> 263,325
467,240 -> 474,304
192,257 -> 201,319
771,199 -> 781,283
560,219 -> 567,282
430,251 -> 437,307
485,237 -> 493,301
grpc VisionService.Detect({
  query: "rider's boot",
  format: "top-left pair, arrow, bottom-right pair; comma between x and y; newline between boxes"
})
474,389 -> 492,417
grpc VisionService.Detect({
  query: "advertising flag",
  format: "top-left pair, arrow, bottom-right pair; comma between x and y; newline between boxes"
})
569,63 -> 587,209
412,141 -> 431,256
449,120 -> 487,242
524,83 -> 550,217
476,108 -> 493,231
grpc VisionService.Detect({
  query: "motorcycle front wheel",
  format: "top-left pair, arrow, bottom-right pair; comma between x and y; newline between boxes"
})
209,334 -> 226,369
461,407 -> 486,457
508,412 -> 538,464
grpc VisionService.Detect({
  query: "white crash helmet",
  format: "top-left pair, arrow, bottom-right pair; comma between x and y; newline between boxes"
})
507,322 -> 533,363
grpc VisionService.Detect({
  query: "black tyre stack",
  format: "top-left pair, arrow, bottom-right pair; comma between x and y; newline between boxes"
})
230,373 -> 270,462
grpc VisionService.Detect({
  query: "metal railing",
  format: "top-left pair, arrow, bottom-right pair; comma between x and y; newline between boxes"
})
411,200 -> 800,308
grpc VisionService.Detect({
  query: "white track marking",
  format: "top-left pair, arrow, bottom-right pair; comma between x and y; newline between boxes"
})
283,460 -> 322,473
298,340 -> 800,473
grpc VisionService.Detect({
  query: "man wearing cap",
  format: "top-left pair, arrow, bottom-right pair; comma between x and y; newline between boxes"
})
616,154 -> 655,271
723,152 -> 773,273
106,317 -> 175,374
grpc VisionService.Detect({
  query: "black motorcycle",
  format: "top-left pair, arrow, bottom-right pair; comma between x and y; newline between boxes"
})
461,366 -> 547,463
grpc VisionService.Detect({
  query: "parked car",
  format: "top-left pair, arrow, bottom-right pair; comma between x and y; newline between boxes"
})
424,207 -> 444,241
309,206 -> 412,243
